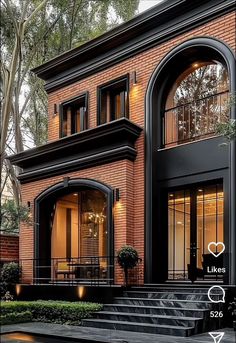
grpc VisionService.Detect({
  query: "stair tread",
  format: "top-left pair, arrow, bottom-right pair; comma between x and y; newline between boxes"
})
126,291 -> 213,295
104,304 -> 209,311
96,311 -> 202,320
83,318 -> 195,330
115,297 -> 212,303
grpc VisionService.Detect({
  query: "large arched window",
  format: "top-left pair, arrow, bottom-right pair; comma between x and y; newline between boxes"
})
164,61 -> 229,147
35,179 -> 113,283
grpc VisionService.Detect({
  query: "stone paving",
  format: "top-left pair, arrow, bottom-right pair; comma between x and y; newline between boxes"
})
1,323 -> 235,343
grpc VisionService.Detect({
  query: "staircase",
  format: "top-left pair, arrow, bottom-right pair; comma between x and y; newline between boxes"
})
82,286 -> 224,337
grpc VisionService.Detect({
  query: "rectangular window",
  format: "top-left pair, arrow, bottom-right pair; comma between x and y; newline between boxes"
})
60,93 -> 88,138
98,75 -> 129,125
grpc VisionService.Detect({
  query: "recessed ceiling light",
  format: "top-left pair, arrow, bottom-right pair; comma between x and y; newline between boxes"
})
73,193 -> 78,196
198,189 -> 203,192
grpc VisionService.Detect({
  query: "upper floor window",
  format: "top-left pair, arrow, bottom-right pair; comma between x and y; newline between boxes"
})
60,93 -> 88,138
164,62 -> 229,148
98,75 -> 129,125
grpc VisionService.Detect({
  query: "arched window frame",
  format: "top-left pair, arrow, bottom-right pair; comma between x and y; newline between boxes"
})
163,61 -> 230,147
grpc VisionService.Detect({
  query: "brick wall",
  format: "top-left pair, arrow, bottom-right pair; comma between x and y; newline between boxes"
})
0,234 -> 19,263
20,11 -> 235,284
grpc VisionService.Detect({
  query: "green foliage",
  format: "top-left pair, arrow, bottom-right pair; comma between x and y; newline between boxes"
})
1,262 -> 21,285
0,300 -> 102,325
0,199 -> 30,234
228,298 -> 236,319
1,291 -> 14,302
216,119 -> 236,142
0,311 -> 32,325
216,93 -> 236,142
117,245 -> 139,269
117,245 -> 139,287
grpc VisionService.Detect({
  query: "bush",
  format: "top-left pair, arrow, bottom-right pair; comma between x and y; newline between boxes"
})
117,245 -> 140,286
0,300 -> 102,325
1,311 -> 32,325
1,262 -> 21,285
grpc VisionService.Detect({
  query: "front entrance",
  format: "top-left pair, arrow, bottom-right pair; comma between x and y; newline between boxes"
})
168,182 -> 224,282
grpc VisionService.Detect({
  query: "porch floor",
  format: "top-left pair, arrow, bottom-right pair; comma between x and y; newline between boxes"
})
1,323 -> 234,343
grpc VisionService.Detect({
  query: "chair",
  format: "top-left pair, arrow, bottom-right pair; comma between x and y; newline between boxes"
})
55,261 -> 75,280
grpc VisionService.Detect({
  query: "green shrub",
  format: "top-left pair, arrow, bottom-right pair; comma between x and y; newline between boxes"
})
0,301 -> 102,325
117,245 -> 140,286
1,262 -> 21,285
0,311 -> 32,325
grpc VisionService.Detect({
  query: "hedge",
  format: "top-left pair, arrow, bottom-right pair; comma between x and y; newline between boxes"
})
1,311 -> 32,325
1,301 -> 102,325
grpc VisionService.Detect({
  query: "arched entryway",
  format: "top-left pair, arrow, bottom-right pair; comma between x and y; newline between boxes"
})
145,37 -> 236,284
34,178 -> 113,283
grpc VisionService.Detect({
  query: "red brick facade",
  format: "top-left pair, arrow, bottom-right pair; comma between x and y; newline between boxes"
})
0,234 -> 19,263
19,11 -> 235,284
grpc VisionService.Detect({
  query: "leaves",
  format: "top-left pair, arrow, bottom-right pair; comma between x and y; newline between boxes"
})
117,245 -> 139,269
216,93 -> 236,142
1,0 -> 140,204
0,199 -> 31,234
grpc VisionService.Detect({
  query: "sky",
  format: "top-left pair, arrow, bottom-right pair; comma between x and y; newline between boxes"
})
138,0 -> 163,13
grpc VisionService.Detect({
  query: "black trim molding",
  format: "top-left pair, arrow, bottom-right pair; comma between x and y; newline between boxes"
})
31,0 -> 235,92
145,37 -> 236,285
8,118 -> 142,183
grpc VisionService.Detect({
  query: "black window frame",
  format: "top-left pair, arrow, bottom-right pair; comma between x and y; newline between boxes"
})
59,92 -> 88,138
97,74 -> 129,125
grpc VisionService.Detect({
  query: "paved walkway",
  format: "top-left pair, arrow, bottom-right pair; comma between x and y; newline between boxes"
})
1,323 -> 235,343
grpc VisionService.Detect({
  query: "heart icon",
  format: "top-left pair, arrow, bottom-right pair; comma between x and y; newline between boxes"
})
208,242 -> 225,258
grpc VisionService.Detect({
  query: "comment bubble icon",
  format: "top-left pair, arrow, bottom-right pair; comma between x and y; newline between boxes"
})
207,286 -> 225,303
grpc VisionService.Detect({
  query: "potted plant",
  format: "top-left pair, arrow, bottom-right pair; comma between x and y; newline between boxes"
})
117,245 -> 139,287
228,298 -> 236,330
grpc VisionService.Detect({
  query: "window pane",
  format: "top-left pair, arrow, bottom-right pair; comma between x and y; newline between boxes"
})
61,96 -> 87,137
99,78 -> 128,124
168,190 -> 190,280
164,62 -> 229,147
100,93 -> 108,124
51,190 -> 108,281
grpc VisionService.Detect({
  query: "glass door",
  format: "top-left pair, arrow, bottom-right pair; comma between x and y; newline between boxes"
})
168,182 -> 224,281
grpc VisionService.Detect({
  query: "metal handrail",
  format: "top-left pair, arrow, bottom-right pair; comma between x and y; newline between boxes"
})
15,255 -> 142,286
164,90 -> 229,146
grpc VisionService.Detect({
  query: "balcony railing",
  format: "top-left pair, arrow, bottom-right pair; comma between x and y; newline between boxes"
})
164,91 -> 229,147
16,256 -> 142,286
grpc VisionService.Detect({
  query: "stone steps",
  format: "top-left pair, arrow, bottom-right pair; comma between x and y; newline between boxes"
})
82,318 -> 195,337
114,296 -> 213,309
124,291 -> 217,301
93,311 -> 203,330
103,304 -> 209,319
82,286 -> 221,337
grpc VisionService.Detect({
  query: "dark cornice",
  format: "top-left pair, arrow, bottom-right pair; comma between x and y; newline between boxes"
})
8,118 -> 142,184
31,0 -> 235,93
